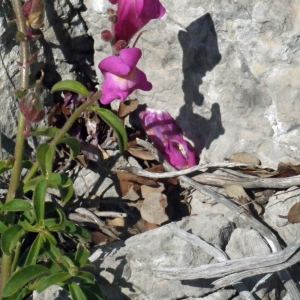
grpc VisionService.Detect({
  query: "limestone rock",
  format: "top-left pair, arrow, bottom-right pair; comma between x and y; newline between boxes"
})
226,228 -> 281,300
264,186 -> 300,244
84,0 -> 300,168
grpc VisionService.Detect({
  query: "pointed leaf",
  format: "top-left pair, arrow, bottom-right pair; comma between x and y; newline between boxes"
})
0,199 -> 32,212
31,126 -> 66,138
1,225 -> 25,255
89,106 -> 127,152
23,175 -> 44,192
59,137 -> 80,158
33,180 -> 47,226
67,282 -> 87,300
51,80 -> 90,97
79,282 -> 104,300
0,156 -> 14,174
76,271 -> 95,284
36,143 -> 55,177
19,219 -> 39,232
35,272 -> 71,293
75,244 -> 90,268
24,233 -> 43,266
2,265 -> 50,297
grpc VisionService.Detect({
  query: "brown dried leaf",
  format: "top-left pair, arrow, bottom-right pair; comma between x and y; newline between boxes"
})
118,99 -> 139,118
224,184 -> 263,214
141,192 -> 168,225
227,152 -> 261,165
127,147 -> 155,161
287,202 -> 300,224
141,183 -> 165,198
122,185 -> 140,201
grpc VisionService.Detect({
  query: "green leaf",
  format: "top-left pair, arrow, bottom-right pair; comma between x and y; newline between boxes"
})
33,180 -> 47,227
23,175 -> 44,193
35,272 -> 71,293
0,199 -> 32,212
79,282 -> 104,300
1,225 -> 25,255
62,220 -> 91,241
2,265 -> 50,297
51,80 -> 90,97
75,244 -> 90,268
36,143 -> 55,177
76,271 -> 95,284
31,126 -> 68,138
59,137 -> 80,158
0,156 -> 14,174
19,219 -> 39,232
0,220 -> 7,233
89,106 -> 127,152
24,233 -> 43,266
67,282 -> 87,300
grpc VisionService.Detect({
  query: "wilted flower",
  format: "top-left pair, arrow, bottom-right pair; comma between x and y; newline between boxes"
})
139,108 -> 197,169
22,0 -> 45,30
98,47 -> 152,105
19,92 -> 45,123
109,0 -> 166,45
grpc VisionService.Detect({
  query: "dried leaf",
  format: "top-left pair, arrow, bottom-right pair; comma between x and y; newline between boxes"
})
141,183 -> 165,198
224,184 -> 263,214
122,185 -> 140,201
118,99 -> 139,118
287,202 -> 300,224
141,192 -> 168,225
127,147 -> 155,161
107,218 -> 125,227
227,152 -> 261,165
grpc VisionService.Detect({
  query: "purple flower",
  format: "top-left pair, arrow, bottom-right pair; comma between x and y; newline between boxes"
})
98,47 -> 152,104
139,108 -> 197,169
111,0 -> 166,44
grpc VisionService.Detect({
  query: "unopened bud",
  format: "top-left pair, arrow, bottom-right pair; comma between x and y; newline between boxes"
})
106,8 -> 115,15
109,0 -> 118,4
22,0 -> 45,29
113,40 -> 127,54
19,92 -> 45,123
108,15 -> 118,24
101,30 -> 112,42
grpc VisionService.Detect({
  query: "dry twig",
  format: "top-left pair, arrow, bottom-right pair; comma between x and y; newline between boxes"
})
135,139 -> 300,300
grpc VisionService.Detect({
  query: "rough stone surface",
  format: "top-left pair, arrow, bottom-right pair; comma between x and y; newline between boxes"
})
264,186 -> 300,244
89,213 -> 233,299
2,1 -> 300,167
225,228 -> 281,300
83,0 -> 300,168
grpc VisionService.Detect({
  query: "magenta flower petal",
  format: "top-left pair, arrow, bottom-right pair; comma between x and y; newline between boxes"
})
99,47 -> 152,104
139,108 -> 197,169
135,0 -> 166,19
99,56 -> 130,76
113,0 -> 166,43
119,47 -> 142,69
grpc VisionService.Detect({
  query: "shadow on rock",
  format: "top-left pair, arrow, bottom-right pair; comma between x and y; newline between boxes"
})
177,13 -> 224,155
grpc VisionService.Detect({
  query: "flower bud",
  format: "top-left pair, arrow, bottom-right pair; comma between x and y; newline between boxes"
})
106,8 -> 115,15
22,0 -> 45,30
108,15 -> 118,24
101,30 -> 113,42
19,92 -> 45,123
112,40 -> 127,54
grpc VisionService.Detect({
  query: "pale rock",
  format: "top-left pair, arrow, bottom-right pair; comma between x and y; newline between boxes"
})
264,186 -> 300,244
226,228 -> 281,299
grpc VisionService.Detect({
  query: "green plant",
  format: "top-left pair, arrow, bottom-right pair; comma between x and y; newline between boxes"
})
0,0 -> 127,299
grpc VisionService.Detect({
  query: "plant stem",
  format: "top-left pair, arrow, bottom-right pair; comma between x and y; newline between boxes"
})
1,0 -> 29,296
23,90 -> 102,184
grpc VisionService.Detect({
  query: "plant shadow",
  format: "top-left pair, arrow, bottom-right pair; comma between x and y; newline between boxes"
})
176,13 -> 224,156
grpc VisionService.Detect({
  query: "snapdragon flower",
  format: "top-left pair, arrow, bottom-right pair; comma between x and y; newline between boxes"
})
108,0 -> 166,45
139,108 -> 197,169
98,47 -> 152,104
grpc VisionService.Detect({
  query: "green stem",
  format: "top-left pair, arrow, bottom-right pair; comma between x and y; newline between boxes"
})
23,90 -> 101,184
1,0 -> 29,297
